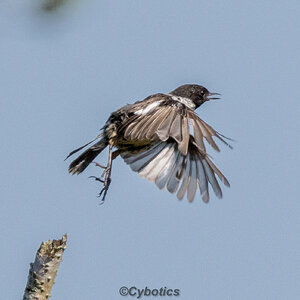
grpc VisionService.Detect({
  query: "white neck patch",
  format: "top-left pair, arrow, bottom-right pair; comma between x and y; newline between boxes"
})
169,94 -> 196,110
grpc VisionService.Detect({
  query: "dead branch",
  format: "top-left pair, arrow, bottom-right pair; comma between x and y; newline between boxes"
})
23,234 -> 67,300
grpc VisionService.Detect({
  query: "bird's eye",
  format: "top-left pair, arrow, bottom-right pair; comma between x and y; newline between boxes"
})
200,90 -> 205,96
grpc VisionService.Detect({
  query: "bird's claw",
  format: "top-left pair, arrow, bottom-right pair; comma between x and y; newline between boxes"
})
93,145 -> 113,204
98,177 -> 111,203
91,163 -> 112,203
89,176 -> 104,183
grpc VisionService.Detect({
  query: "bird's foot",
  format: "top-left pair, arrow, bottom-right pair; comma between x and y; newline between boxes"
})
90,162 -> 112,203
92,144 -> 113,203
98,177 -> 111,204
89,176 -> 104,183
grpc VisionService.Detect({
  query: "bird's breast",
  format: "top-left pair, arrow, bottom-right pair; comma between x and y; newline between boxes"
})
114,138 -> 156,154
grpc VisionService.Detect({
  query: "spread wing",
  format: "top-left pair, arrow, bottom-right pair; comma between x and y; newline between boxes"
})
118,96 -> 232,155
117,95 -> 232,202
121,141 -> 230,203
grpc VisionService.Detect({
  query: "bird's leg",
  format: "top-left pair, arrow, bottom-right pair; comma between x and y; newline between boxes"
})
98,143 -> 114,203
89,145 -> 119,203
93,151 -> 119,170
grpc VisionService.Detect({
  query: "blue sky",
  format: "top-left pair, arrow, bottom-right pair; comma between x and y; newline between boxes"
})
1,1 -> 300,299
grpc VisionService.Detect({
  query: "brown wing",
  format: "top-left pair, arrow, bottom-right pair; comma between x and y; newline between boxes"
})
187,110 -> 233,153
118,97 -> 232,156
117,97 -> 190,155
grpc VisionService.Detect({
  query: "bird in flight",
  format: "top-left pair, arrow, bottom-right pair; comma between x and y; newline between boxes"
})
66,84 -> 232,203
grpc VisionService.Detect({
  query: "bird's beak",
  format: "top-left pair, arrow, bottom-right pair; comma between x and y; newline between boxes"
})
206,92 -> 221,101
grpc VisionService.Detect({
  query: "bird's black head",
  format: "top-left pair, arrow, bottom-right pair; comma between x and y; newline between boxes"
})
170,84 -> 220,109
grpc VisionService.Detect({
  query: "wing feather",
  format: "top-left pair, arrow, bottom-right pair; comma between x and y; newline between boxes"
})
123,117 -> 140,139
136,114 -> 159,140
187,111 -> 232,151
121,141 -> 229,202
204,155 -> 230,187
202,158 -> 222,199
139,144 -> 174,181
120,100 -> 231,156
196,158 -> 209,203
125,143 -> 165,172
187,158 -> 197,202
169,114 -> 182,143
130,115 -> 154,140
176,154 -> 191,200
190,118 -> 206,152
156,109 -> 177,141
117,95 -> 231,202
178,116 -> 189,155
166,153 -> 184,194
155,145 -> 178,189
145,107 -> 172,140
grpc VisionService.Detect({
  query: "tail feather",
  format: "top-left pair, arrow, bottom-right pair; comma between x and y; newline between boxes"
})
68,138 -> 108,175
